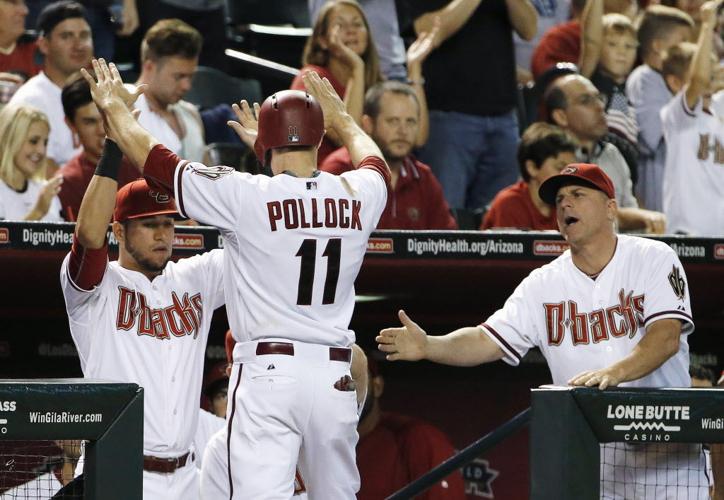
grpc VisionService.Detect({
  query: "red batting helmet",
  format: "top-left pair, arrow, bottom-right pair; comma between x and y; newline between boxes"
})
254,90 -> 324,165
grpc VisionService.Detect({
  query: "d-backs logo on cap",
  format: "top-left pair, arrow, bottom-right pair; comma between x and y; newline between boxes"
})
149,191 -> 170,204
288,125 -> 300,143
562,166 -> 578,175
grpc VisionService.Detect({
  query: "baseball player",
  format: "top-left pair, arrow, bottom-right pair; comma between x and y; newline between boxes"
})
378,163 -> 708,498
81,60 -> 389,499
59,130 -> 225,499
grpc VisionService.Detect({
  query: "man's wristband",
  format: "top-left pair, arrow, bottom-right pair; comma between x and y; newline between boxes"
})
94,139 -> 123,180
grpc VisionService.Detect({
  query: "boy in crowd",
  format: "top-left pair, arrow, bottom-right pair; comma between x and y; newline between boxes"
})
481,123 -> 577,230
660,0 -> 724,235
626,5 -> 694,211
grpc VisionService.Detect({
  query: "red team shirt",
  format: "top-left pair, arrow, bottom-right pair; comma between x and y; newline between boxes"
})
0,40 -> 40,80
357,412 -> 466,500
481,181 -> 557,230
321,147 -> 457,230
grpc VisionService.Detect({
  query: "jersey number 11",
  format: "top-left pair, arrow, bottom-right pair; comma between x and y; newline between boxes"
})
296,238 -> 341,305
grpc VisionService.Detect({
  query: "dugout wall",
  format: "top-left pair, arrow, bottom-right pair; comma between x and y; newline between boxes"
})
0,380 -> 143,499
530,385 -> 724,499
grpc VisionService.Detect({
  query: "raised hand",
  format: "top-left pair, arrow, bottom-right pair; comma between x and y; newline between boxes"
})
302,70 -> 347,130
407,17 -> 440,72
702,0 -> 724,27
80,58 -> 144,112
227,100 -> 260,149
376,310 -> 428,362
33,176 -> 63,219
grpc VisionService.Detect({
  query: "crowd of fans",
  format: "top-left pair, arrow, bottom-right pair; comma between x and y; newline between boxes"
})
1,0 -> 723,235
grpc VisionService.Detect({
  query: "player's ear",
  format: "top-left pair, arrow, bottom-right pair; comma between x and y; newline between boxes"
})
361,114 -> 374,135
372,375 -> 384,398
606,197 -> 617,222
111,221 -> 125,243
551,108 -> 567,128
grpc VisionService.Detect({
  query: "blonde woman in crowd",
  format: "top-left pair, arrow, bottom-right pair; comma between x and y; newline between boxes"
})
0,104 -> 63,221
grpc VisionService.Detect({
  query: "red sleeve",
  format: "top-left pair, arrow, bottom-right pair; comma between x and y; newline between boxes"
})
425,174 -> 458,230
143,144 -> 185,193
401,423 -> 466,500
66,235 -> 109,291
358,156 -> 391,186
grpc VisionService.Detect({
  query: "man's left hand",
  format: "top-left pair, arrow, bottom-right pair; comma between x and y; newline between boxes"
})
568,367 -> 623,390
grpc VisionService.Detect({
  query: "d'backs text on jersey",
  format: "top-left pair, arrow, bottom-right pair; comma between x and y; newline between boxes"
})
116,287 -> 204,340
545,289 -> 646,346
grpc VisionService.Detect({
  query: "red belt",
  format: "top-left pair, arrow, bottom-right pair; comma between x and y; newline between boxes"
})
143,451 -> 192,474
256,341 -> 351,362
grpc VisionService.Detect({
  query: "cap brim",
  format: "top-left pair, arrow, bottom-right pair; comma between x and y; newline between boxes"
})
116,208 -> 181,222
538,175 -> 607,206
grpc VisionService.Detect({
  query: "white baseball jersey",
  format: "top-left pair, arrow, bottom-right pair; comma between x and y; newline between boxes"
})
60,244 -> 225,456
661,91 -> 724,235
481,235 -> 693,387
144,145 -> 387,347
194,408 -> 225,469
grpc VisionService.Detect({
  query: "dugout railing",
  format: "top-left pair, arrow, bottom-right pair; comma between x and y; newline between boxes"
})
388,386 -> 724,499
0,380 -> 143,499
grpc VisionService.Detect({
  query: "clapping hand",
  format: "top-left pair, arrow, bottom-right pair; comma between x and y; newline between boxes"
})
228,100 -> 260,149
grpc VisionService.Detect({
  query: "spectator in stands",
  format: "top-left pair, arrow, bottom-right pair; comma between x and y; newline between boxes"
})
137,0 -> 226,71
0,104 -> 63,221
321,81 -> 457,230
515,0 -> 573,83
626,6 -> 694,212
531,0 -> 602,79
57,75 -> 139,221
408,0 -> 538,211
481,123 -> 577,230
0,0 -> 41,84
294,1 -> 435,164
9,1 -> 92,174
356,354 -> 465,500
590,14 -> 638,151
133,19 -> 206,163
661,1 -> 724,236
309,0 -> 408,81
293,0 -> 383,164
545,73 -> 667,233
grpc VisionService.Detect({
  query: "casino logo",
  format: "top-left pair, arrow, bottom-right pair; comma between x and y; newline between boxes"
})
606,404 -> 688,442
173,233 -> 205,250
533,239 -> 569,256
367,238 -> 393,254
0,227 -> 8,244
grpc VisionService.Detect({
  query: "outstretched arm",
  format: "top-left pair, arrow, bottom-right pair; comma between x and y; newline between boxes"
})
81,58 -> 157,171
685,0 -> 722,109
568,319 -> 682,389
303,71 -> 389,177
376,310 -> 505,366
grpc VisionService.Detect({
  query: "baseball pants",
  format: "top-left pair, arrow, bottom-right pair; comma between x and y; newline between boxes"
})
227,339 -> 359,500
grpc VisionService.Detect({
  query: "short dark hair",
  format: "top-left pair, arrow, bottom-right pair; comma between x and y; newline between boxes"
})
363,81 -> 419,120
544,84 -> 568,124
37,1 -> 87,37
637,6 -> 694,60
61,74 -> 92,121
141,19 -> 202,62
517,123 -> 578,181
689,364 -> 715,385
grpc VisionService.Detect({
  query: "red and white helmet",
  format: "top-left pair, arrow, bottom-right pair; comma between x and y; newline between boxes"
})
254,89 -> 324,165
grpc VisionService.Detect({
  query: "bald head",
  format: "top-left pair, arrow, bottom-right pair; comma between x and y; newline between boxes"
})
546,75 -> 609,147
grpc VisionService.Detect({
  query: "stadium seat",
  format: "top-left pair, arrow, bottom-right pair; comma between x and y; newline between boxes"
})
185,66 -> 263,111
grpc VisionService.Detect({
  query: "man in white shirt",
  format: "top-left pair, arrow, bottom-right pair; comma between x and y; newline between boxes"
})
9,1 -> 92,174
133,19 -> 205,163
